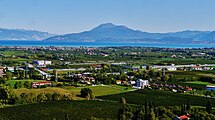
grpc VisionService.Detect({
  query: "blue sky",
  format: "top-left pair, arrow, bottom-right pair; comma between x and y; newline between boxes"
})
0,0 -> 215,34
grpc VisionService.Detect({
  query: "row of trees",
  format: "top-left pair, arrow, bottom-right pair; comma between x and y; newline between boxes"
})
0,84 -> 75,106
14,81 -> 32,89
19,92 -> 75,104
118,98 -> 214,120
2,67 -> 42,81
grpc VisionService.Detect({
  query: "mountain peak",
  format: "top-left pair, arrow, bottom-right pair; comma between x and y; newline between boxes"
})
93,23 -> 117,29
91,23 -> 132,32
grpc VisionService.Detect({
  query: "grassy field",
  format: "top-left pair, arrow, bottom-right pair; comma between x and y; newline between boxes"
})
0,101 -> 122,120
167,70 -> 215,79
12,85 -> 136,99
185,81 -> 215,85
64,85 -> 136,96
98,89 -> 215,107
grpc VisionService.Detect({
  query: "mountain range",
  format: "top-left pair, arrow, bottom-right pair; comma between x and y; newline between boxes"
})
0,28 -> 56,40
45,23 -> 215,44
2,23 -> 215,44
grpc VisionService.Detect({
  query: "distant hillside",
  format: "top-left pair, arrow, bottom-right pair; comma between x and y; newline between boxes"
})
44,23 -> 215,44
0,28 -> 56,40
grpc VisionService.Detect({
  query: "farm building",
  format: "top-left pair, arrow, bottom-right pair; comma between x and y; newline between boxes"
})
116,80 -> 122,85
32,81 -> 52,88
206,85 -> 215,91
0,66 -> 5,77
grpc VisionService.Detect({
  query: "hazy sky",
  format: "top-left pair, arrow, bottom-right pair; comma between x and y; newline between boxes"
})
0,0 -> 215,34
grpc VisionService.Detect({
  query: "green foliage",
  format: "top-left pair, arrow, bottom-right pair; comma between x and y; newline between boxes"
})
80,88 -> 93,98
120,97 -> 126,105
37,93 -> 47,102
148,110 -> 156,120
5,72 -> 13,80
14,81 -> 22,89
206,100 -> 212,114
0,85 -> 17,104
24,81 -> 32,89
52,92 -> 63,101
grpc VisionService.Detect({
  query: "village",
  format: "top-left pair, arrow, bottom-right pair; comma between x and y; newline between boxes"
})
1,58 -> 215,93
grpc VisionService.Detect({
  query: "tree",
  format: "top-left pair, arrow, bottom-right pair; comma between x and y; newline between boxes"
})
14,81 -> 22,89
52,92 -> 62,101
0,78 -> 6,85
24,81 -> 32,89
80,88 -> 93,98
5,72 -> 13,80
146,66 -> 152,70
145,100 -> 148,115
186,100 -> 191,111
148,110 -> 156,120
134,105 -> 145,120
163,75 -> 170,81
204,91 -> 211,98
37,93 -> 47,102
20,93 -> 28,103
26,93 -> 37,103
120,97 -> 126,105
206,100 -> 212,114
0,85 -> 17,104
46,93 -> 53,101
63,93 -> 75,101
118,105 -> 133,120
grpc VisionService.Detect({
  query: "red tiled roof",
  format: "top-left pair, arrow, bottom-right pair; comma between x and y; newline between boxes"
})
179,114 -> 190,120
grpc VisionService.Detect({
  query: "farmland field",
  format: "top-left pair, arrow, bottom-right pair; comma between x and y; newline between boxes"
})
0,101 -> 121,120
98,89 -> 215,106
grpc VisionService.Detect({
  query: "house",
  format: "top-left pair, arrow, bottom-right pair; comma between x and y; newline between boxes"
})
136,79 -> 149,89
166,66 -> 177,71
116,80 -> 122,85
206,85 -> 215,91
0,66 -> 5,77
191,66 -> 203,70
81,77 -> 95,85
32,81 -> 52,88
185,86 -> 192,91
128,81 -> 136,85
173,114 -> 190,120
33,60 -> 52,67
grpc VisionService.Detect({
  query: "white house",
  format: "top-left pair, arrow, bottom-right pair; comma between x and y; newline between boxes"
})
166,66 -> 177,71
33,60 -> 52,67
136,79 -> 149,89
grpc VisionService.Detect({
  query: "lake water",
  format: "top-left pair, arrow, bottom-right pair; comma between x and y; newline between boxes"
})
0,40 -> 215,48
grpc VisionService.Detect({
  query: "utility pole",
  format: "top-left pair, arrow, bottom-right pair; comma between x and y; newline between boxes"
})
162,68 -> 165,77
55,70 -> 58,82
69,67 -> 70,77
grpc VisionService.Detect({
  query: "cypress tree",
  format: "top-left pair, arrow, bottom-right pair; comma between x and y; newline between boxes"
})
186,100 -> 191,111
145,100 -> 148,115
120,97 -> 126,105
206,100 -> 212,114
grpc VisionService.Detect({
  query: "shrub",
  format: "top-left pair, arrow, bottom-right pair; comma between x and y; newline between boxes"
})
80,88 -> 93,98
